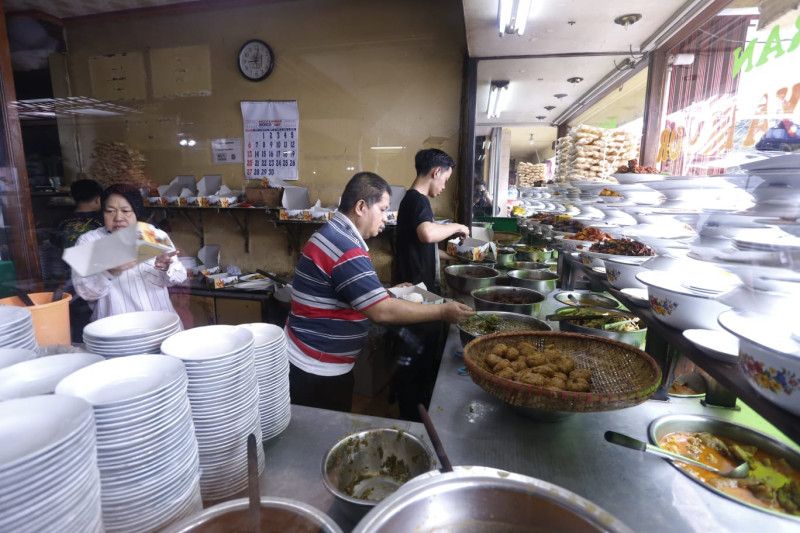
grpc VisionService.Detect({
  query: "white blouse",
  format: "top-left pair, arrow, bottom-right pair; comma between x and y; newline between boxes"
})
72,227 -> 187,321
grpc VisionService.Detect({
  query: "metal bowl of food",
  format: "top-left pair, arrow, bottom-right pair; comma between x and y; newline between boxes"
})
555,307 -> 647,349
510,261 -> 551,272
163,496 -> 342,533
458,311 -> 551,347
495,249 -> 516,268
554,291 -> 619,309
444,264 -> 500,295
353,466 -> 633,533
506,269 -> 559,294
471,286 -> 545,316
514,246 -> 554,262
649,414 -> 800,522
322,428 -> 435,520
493,231 -> 523,246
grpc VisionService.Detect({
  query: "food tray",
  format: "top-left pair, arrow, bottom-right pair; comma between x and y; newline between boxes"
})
463,331 -> 661,413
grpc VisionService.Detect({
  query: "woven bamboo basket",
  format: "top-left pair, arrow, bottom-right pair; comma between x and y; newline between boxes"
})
463,331 -> 661,413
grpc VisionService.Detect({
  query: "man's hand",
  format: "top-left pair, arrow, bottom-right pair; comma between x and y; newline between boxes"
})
439,301 -> 474,323
109,262 -> 137,276
155,251 -> 178,272
452,224 -> 470,238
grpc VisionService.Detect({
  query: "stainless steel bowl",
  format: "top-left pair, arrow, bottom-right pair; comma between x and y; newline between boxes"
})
554,291 -> 619,309
457,311 -> 551,346
322,428 -> 435,520
558,310 -> 647,349
496,250 -> 516,268
471,286 -> 545,316
444,264 -> 500,295
515,247 -> 554,262
353,466 -> 633,533
506,269 -> 559,294
163,496 -> 342,533
648,414 -> 800,522
511,261 -> 550,271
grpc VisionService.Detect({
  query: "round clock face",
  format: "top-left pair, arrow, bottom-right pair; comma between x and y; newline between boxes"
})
238,40 -> 274,81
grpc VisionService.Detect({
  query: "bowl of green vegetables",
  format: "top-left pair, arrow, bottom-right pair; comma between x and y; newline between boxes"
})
457,311 -> 552,347
553,306 -> 647,349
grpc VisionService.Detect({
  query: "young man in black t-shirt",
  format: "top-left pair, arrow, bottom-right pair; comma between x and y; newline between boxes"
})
393,149 -> 470,420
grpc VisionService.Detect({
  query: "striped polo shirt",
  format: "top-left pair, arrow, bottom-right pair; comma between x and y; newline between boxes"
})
285,211 -> 390,376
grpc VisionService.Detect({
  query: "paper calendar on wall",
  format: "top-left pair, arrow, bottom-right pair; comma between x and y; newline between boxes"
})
240,101 -> 299,180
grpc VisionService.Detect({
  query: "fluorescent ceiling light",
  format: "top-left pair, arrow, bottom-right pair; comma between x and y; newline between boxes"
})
487,80 -> 510,119
718,7 -> 759,16
370,146 -> 405,150
498,0 -> 533,36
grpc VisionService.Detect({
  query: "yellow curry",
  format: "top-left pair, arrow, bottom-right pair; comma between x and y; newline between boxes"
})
659,432 -> 800,516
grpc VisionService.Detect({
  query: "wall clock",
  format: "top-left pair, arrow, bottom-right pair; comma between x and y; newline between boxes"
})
237,39 -> 274,81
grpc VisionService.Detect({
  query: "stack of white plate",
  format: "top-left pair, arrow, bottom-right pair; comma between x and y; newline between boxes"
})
0,352 -> 104,400
0,307 -> 36,350
0,347 -> 37,369
240,323 -> 291,440
84,311 -> 182,357
0,395 -> 103,532
161,325 -> 264,501
55,354 -> 202,532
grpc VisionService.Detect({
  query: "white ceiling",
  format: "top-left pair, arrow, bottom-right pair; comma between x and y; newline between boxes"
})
465,0 -> 694,127
508,125 -> 556,158
463,0 -> 691,57
4,0 -> 194,18
476,56 -> 627,126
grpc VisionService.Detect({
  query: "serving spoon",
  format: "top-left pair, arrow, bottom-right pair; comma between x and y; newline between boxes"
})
605,431 -> 750,478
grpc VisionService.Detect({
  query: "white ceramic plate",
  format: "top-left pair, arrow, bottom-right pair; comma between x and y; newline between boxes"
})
0,348 -> 36,369
56,354 -> 186,406
0,353 -> 104,400
0,395 -> 92,467
83,311 -> 180,340
161,325 -> 254,360
682,329 -> 739,363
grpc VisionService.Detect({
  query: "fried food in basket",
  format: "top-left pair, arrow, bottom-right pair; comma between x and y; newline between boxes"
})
482,339 -> 592,392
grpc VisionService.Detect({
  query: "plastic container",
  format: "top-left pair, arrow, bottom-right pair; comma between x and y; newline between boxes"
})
0,292 -> 73,345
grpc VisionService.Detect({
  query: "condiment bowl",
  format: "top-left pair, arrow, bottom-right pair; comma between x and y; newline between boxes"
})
636,270 -> 731,331
471,286 -> 545,316
444,264 -> 500,295
506,269 -> 558,294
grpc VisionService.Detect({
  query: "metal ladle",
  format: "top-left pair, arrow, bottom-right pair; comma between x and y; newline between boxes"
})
604,431 -> 750,478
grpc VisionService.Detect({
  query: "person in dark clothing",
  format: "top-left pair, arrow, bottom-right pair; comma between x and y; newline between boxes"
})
57,179 -> 104,249
56,178 -> 104,342
393,149 -> 470,420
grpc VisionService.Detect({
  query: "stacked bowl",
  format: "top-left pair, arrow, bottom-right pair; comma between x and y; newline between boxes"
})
160,325 -> 265,501
240,323 -> 291,440
55,354 -> 202,532
0,307 -> 36,350
0,347 -> 37,369
84,311 -> 182,357
0,395 -> 103,532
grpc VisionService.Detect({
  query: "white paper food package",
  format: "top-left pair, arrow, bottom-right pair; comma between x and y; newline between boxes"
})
388,282 -> 443,304
63,222 -> 175,277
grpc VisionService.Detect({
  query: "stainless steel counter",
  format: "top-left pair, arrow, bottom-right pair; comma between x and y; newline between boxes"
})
429,322 -> 800,532
259,405 -> 429,532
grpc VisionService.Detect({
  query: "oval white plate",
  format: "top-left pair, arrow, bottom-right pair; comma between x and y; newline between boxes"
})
682,329 -> 739,363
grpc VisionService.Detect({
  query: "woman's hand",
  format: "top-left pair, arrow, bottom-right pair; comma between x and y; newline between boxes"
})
155,251 -> 178,271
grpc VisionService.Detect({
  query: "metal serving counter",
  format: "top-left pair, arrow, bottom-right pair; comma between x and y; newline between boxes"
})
259,405 -> 430,532
427,323 -> 799,532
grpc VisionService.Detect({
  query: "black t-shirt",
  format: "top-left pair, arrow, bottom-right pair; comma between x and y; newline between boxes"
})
395,189 -> 437,291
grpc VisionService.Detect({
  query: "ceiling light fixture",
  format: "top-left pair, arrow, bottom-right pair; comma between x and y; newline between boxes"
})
614,13 -> 642,28
567,76 -> 583,84
369,146 -> 405,150
554,93 -> 567,99
544,105 -> 555,111
487,80 -> 510,118
528,133 -> 534,145
536,115 -> 546,120
498,0 -> 533,36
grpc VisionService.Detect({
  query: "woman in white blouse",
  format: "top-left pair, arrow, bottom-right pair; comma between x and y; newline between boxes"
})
72,183 -> 187,321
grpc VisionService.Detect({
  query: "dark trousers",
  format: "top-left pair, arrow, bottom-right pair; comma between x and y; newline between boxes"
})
393,321 -> 444,421
289,362 -> 354,413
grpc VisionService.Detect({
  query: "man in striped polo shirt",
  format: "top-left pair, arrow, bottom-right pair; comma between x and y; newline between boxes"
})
286,172 -> 474,412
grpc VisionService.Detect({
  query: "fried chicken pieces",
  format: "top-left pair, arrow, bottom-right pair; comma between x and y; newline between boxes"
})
484,341 -> 592,392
